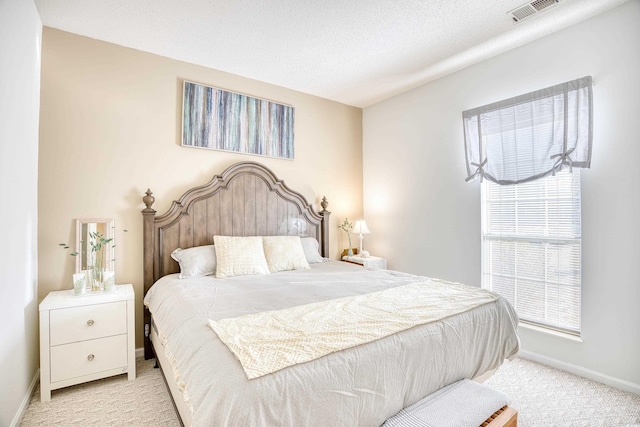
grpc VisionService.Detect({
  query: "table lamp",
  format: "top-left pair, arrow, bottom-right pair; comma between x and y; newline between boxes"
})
352,220 -> 371,258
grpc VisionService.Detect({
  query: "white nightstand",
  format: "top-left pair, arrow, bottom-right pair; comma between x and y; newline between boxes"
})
39,284 -> 136,401
342,255 -> 387,270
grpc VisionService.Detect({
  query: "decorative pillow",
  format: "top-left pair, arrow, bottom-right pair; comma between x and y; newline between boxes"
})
300,237 -> 326,263
213,236 -> 270,278
171,245 -> 217,279
262,236 -> 311,273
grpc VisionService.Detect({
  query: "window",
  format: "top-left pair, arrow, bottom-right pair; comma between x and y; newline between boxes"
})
482,169 -> 581,335
464,77 -> 592,336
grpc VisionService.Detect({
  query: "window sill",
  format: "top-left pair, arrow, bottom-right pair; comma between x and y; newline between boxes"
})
518,322 -> 583,343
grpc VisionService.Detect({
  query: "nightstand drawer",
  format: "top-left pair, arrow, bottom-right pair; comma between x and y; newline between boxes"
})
50,301 -> 127,346
50,334 -> 128,383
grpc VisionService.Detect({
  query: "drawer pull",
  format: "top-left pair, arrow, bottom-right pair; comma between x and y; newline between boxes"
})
87,320 -> 94,326
87,354 -> 95,361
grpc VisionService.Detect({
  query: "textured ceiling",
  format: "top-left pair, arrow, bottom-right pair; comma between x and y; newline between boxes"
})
34,0 -> 628,107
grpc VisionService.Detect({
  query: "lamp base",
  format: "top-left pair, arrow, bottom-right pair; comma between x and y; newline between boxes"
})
360,250 -> 370,258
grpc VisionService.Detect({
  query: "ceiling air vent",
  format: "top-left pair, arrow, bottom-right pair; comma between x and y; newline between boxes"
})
509,0 -> 559,23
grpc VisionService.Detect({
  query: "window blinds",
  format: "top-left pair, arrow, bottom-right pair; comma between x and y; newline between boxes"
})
463,76 -> 593,185
482,169 -> 581,334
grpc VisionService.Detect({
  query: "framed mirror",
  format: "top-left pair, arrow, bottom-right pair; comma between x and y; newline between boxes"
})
74,218 -> 115,274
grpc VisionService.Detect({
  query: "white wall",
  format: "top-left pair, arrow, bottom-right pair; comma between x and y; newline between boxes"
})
0,0 -> 42,425
363,0 -> 640,387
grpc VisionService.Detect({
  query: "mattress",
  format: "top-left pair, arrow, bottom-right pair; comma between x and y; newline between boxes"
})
144,261 -> 520,427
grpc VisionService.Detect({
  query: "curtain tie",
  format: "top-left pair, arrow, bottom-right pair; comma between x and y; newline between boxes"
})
465,158 -> 488,182
550,147 -> 576,176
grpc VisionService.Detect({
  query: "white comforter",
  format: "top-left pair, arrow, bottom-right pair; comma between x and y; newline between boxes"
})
144,261 -> 519,427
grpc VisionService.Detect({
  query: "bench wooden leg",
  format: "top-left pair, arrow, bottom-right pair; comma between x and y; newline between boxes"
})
481,406 -> 518,427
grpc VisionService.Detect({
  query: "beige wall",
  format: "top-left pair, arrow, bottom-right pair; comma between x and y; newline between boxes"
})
38,28 -> 363,349
363,1 -> 640,389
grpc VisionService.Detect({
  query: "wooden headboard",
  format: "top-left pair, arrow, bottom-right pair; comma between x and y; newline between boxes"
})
141,161 -> 331,358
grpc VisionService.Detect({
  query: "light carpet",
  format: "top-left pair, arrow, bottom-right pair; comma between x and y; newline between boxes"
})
484,358 -> 640,427
19,357 -> 640,426
20,358 -> 180,426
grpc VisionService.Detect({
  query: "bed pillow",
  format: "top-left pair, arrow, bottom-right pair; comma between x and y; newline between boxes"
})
262,236 -> 311,273
213,236 -> 270,278
171,245 -> 217,279
300,237 -> 326,263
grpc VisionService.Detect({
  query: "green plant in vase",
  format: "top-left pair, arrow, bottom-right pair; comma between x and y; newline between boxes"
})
60,228 -> 125,292
87,231 -> 113,290
339,218 -> 354,256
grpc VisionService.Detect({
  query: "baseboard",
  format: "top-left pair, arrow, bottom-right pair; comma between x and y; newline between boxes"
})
518,350 -> 640,395
10,369 -> 39,427
136,347 -> 145,359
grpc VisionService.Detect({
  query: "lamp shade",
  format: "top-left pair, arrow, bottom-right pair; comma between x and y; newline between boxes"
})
352,220 -> 371,235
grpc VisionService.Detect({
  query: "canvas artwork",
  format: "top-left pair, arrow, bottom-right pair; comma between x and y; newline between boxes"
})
182,81 -> 294,159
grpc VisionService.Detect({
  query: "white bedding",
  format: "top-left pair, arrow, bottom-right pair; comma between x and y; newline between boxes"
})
144,261 -> 519,427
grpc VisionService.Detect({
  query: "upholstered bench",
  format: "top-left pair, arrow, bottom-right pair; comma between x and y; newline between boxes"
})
384,379 -> 518,427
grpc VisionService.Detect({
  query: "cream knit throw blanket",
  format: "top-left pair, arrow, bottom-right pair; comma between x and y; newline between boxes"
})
209,279 -> 498,379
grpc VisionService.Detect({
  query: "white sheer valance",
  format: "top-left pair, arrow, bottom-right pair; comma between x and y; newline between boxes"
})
463,76 -> 593,185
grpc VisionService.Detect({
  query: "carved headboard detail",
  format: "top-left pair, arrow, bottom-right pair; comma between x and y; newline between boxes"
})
141,161 -> 330,358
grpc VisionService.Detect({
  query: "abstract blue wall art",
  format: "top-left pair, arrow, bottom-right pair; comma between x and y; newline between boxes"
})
182,81 -> 294,159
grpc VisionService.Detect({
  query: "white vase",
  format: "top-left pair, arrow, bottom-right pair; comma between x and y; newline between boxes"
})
103,271 -> 115,292
72,272 -> 86,296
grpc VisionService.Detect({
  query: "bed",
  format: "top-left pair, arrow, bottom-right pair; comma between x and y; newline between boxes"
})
141,161 -> 520,426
